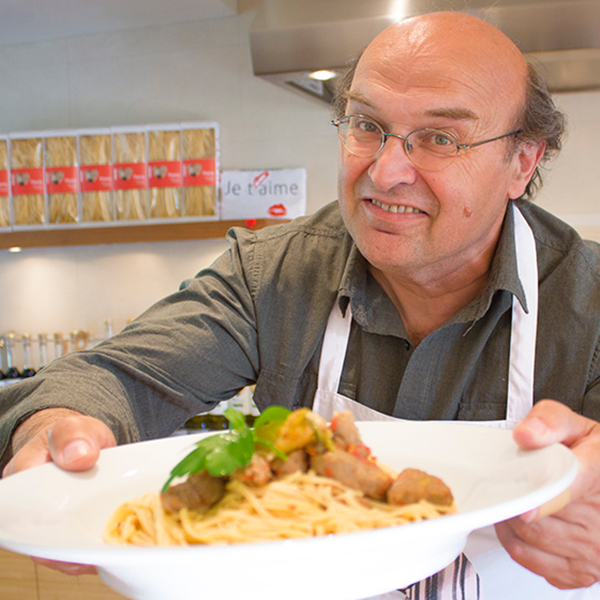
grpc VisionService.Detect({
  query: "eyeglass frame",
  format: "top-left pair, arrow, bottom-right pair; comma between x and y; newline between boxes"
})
331,114 -> 523,171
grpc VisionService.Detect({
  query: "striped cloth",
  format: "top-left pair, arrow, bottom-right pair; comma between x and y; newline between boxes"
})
365,554 -> 483,600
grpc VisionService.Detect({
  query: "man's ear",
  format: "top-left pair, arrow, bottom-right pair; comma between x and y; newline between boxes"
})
507,141 -> 546,200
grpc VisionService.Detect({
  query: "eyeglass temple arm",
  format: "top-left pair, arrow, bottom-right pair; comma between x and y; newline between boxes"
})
459,129 -> 522,150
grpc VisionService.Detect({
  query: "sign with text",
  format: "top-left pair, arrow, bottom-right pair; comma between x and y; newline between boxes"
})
220,169 -> 306,220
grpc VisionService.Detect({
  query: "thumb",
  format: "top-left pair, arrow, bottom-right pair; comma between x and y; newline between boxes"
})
513,400 -> 600,519
512,399 -> 596,451
48,415 -> 116,471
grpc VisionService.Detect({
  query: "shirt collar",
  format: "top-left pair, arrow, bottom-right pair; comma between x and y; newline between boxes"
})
336,201 -> 528,334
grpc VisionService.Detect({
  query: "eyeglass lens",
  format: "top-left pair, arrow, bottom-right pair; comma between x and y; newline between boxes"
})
337,115 -> 459,171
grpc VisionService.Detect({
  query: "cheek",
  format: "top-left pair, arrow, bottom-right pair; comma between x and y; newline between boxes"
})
338,152 -> 368,195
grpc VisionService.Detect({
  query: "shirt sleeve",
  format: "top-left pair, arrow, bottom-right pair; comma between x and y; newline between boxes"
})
0,227 -> 260,470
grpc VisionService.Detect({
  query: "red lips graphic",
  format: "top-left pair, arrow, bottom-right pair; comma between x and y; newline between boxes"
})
268,204 -> 287,217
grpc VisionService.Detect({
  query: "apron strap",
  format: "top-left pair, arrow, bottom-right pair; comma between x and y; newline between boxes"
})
316,300 -> 352,394
507,206 -> 538,423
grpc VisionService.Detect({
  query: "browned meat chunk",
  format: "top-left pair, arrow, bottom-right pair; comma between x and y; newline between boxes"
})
236,453 -> 273,487
161,470 -> 226,514
272,449 -> 308,477
386,468 -> 454,507
310,449 -> 393,501
330,410 -> 363,449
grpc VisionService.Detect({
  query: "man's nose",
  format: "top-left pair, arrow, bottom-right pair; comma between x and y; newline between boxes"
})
367,135 -> 418,191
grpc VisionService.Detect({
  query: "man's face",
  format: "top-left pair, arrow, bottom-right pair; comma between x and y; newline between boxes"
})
337,18 -> 535,282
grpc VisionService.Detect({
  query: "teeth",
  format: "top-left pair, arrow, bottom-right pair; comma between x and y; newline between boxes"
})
370,198 -> 423,214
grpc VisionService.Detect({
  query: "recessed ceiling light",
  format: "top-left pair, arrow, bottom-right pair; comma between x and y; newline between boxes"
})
307,69 -> 338,81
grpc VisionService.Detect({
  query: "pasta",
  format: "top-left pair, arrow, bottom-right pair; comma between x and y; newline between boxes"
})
104,408 -> 455,548
104,471 -> 453,547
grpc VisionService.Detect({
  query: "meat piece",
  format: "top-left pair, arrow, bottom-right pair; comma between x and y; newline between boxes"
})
272,449 -> 308,477
161,470 -> 226,514
330,410 -> 363,449
310,449 -> 393,501
386,468 -> 454,507
236,453 -> 273,487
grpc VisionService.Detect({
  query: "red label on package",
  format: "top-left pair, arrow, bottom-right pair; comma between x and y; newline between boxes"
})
183,158 -> 216,187
80,164 -> 113,193
46,166 -> 79,195
113,162 -> 148,190
11,168 -> 44,196
0,170 -> 9,197
148,160 -> 182,188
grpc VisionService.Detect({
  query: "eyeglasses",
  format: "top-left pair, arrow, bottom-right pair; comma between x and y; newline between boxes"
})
332,114 -> 522,172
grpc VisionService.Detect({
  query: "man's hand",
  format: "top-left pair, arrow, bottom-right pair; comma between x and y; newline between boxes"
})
495,399 -> 600,589
3,408 -> 116,476
3,408 -> 117,575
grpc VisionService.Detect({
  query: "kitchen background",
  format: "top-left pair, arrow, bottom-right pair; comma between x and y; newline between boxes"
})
0,0 -> 598,370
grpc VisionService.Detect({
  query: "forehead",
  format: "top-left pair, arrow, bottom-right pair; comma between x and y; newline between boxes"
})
349,19 -> 526,128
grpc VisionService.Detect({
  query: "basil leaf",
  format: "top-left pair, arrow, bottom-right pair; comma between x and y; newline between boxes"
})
253,406 -> 291,430
162,406 -> 292,491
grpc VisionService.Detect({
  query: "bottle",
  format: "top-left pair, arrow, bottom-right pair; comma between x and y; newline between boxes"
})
53,332 -> 68,359
183,401 -> 229,431
38,333 -> 49,370
103,318 -> 114,340
20,334 -> 36,378
4,333 -> 21,380
0,337 -> 6,381
227,387 -> 257,426
249,385 -> 260,425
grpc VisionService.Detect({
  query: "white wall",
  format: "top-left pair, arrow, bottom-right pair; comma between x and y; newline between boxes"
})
536,91 -> 600,240
0,10 -> 339,368
0,9 -> 598,371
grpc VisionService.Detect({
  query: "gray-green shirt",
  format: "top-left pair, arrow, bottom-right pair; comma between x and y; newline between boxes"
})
2,199 -> 600,468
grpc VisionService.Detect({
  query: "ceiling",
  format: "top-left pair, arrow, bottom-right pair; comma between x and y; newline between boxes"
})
0,0 -> 238,46
250,0 -> 600,103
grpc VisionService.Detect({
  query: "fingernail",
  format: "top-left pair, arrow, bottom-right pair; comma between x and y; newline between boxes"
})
519,507 -> 539,523
61,440 -> 92,465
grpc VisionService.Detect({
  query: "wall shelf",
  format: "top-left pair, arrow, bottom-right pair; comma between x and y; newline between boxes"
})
0,219 -> 286,250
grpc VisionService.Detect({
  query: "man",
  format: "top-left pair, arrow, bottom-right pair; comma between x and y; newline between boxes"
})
1,10 -> 600,599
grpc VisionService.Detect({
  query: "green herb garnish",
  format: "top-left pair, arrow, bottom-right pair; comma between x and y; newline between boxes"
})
162,405 -> 292,492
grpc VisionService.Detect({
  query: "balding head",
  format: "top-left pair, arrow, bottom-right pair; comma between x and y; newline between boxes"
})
349,12 -> 528,133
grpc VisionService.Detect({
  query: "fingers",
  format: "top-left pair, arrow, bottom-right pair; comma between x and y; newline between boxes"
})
33,556 -> 98,576
499,401 -> 600,588
3,432 -> 51,476
3,414 -> 117,477
512,399 -> 598,450
47,416 -> 116,472
496,511 -> 600,589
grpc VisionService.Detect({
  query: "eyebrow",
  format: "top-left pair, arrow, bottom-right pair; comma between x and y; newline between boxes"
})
424,107 -> 479,121
344,90 -> 373,107
345,91 -> 479,122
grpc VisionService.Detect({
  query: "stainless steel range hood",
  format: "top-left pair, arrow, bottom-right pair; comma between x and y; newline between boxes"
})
250,0 -> 600,105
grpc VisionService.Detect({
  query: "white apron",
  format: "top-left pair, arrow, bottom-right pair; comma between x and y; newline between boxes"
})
313,207 -> 597,600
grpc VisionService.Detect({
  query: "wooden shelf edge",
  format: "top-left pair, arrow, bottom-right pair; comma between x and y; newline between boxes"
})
0,219 -> 288,250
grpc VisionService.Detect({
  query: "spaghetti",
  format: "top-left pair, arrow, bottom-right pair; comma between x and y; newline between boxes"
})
104,471 -> 454,547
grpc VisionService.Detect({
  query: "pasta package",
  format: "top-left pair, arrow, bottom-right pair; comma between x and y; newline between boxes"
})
0,137 -> 9,227
147,127 -> 182,219
10,135 -> 46,226
45,133 -> 79,224
112,128 -> 148,221
181,123 -> 218,218
79,129 -> 114,222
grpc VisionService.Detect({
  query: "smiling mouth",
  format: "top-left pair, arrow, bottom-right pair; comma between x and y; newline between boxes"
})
370,198 -> 425,214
